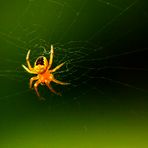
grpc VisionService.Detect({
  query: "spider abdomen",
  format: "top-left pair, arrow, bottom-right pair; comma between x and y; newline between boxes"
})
34,56 -> 49,74
36,56 -> 44,65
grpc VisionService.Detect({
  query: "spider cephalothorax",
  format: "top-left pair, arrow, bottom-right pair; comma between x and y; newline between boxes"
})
22,45 -> 69,99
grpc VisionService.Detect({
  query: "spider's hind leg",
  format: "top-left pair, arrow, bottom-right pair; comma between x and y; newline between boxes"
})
47,45 -> 54,69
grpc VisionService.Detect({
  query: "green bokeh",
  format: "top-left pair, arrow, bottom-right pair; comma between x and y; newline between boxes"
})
0,0 -> 148,147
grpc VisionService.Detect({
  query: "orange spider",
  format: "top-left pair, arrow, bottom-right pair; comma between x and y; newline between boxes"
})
22,45 -> 69,99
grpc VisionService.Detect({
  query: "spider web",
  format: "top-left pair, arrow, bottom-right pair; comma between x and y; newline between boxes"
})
0,0 -> 147,104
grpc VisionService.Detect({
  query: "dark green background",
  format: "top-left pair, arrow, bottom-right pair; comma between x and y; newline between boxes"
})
0,0 -> 148,147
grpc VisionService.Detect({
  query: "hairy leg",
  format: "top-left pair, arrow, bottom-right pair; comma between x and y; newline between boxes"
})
34,80 -> 41,97
52,78 -> 70,85
26,50 -> 33,70
29,76 -> 39,88
47,45 -> 54,69
45,80 -> 61,96
49,62 -> 65,72
22,64 -> 36,74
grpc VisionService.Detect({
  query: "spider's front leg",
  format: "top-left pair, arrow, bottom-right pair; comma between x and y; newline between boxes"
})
45,80 -> 61,96
29,76 -> 39,89
34,80 -> 42,98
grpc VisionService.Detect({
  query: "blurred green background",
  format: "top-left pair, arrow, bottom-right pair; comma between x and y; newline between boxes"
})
0,0 -> 148,147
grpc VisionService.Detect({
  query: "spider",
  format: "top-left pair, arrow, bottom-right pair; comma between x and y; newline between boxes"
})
22,45 -> 69,99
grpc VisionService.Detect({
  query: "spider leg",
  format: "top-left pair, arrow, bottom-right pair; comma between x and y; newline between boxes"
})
52,78 -> 70,85
34,80 -> 41,97
30,76 -> 39,88
26,50 -> 33,70
45,80 -> 61,96
49,62 -> 65,73
22,64 -> 36,74
47,45 -> 54,70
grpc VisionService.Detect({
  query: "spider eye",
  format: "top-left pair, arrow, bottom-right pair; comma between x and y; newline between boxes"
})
36,56 -> 44,65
